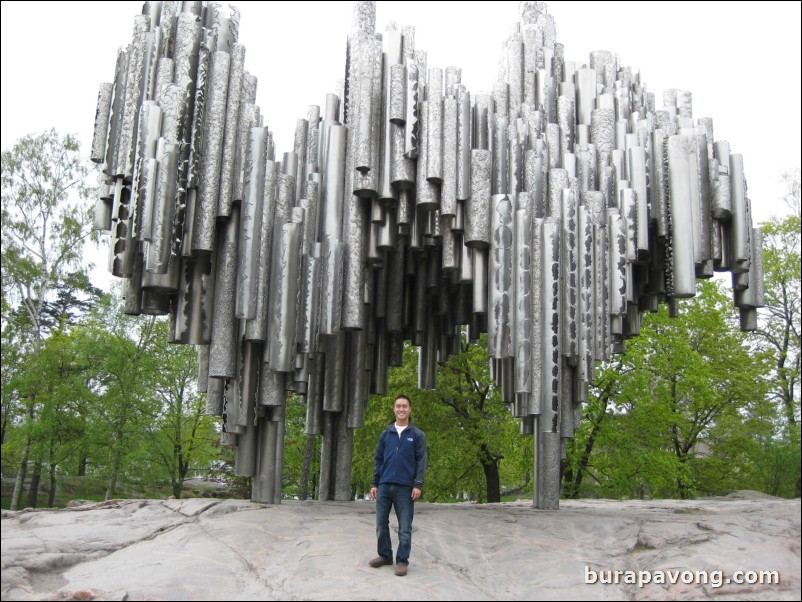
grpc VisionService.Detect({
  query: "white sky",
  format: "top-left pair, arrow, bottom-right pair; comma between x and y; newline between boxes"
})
2,1 -> 800,290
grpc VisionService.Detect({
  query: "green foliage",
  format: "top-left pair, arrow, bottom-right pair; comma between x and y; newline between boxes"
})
137,321 -> 220,498
354,337 -> 530,503
2,129 -> 98,509
565,280 -> 774,499
753,169 -> 800,428
1,129 -> 95,341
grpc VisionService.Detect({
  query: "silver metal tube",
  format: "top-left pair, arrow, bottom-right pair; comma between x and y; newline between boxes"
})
91,83 -> 113,164
666,135 -> 697,297
465,149 -> 492,248
541,217 -> 561,432
561,189 -> 578,361
208,205 -> 240,379
515,207 -> 532,395
266,220 -> 302,372
626,145 -> 649,260
217,43 -> 245,217
488,194 -> 514,358
192,49 -> 230,253
237,127 -> 267,319
729,154 -> 750,272
441,96 -> 458,216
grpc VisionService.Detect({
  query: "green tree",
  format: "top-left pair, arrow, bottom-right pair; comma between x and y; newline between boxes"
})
752,168 -> 801,495
1,129 -> 95,509
143,321 -> 220,498
564,280 -> 771,499
80,294 -> 162,500
354,337 -> 528,503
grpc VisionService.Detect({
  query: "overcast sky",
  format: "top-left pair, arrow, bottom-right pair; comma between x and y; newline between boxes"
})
2,1 -> 799,289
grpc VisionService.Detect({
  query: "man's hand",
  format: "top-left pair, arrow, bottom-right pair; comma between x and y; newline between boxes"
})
411,488 -> 422,500
370,487 -> 378,500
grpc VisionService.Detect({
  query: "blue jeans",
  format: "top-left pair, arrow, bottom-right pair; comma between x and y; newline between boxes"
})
375,483 -> 414,565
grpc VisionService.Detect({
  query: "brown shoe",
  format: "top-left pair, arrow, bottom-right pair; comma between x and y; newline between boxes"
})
369,556 -> 393,568
395,563 -> 408,576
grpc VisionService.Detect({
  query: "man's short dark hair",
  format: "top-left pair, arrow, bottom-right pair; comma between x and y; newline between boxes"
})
394,395 -> 412,407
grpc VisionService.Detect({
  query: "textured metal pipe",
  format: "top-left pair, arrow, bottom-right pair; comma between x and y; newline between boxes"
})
472,247 -> 488,315
205,375 -> 224,417
651,128 -> 669,240
537,432 -> 561,510
390,121 -> 415,189
712,140 -> 732,219
729,154 -> 750,273
317,412 -> 335,500
493,117 -> 510,194
626,145 -> 649,261
333,414 -> 354,501
441,217 -> 460,273
266,219 -> 302,372
104,48 -> 127,177
305,353 -> 324,435
121,251 -> 143,315
111,181 -> 136,278
239,340 -> 260,427
236,127 -> 267,319
243,160 -> 278,341
515,207 -> 533,395
133,101 -> 162,242
488,194 -> 514,358
561,189 -> 578,361
465,149 -> 492,248
608,208 -> 627,317
208,205 -> 240,379
322,334 -> 346,413
145,139 -> 179,274
441,96 -> 459,216
404,62 -> 420,159
385,238 -> 406,333
416,101 -> 439,210
340,192 -> 367,330
666,135 -> 697,297
218,43 -> 245,217
541,217 -> 561,432
678,128 -> 703,267
91,83 -> 113,164
116,18 -> 147,181
300,244 -> 323,354
390,64 -> 406,125
259,369 -> 285,407
193,50 -> 230,253
345,330 -> 368,428
372,319 -> 390,395
620,187 -> 638,265
426,96 -> 444,184
577,204 -> 594,382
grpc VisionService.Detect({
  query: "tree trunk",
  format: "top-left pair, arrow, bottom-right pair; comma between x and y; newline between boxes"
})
77,456 -> 87,477
299,433 -> 316,500
105,445 -> 122,500
10,439 -> 30,510
563,391 -> 610,499
481,459 -> 501,503
480,443 -> 502,502
47,463 -> 58,507
26,460 -> 43,509
174,454 -> 190,499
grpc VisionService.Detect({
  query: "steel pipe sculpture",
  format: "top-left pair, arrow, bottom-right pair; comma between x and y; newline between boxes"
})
93,1 -> 764,509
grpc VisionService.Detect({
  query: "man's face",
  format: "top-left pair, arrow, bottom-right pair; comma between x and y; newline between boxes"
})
394,398 -> 411,422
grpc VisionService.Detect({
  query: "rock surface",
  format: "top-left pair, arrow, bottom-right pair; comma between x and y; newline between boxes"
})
2,492 -> 799,600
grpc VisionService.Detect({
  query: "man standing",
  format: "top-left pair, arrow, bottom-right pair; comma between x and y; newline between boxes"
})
369,395 -> 428,577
